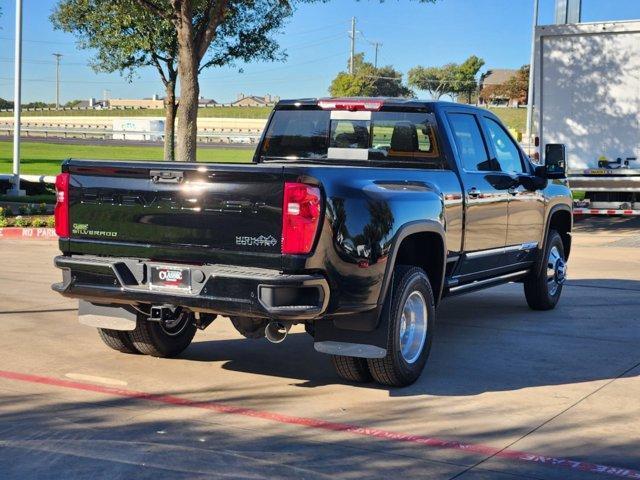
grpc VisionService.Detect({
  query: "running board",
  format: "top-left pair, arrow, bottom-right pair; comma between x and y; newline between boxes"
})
447,270 -> 530,296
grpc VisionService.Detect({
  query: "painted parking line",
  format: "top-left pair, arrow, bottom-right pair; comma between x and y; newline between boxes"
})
0,369 -> 638,480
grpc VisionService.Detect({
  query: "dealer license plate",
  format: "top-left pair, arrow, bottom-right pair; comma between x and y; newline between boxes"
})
149,265 -> 191,291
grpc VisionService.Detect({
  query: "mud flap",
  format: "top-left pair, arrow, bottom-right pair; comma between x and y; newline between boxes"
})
78,300 -> 137,331
313,300 -> 391,359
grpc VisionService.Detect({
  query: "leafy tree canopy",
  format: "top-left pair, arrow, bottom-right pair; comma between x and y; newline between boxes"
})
408,55 -> 485,100
329,54 -> 413,98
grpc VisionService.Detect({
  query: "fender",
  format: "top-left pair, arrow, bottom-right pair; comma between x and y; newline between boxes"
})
314,220 -> 446,358
534,203 -> 573,277
378,220 -> 447,308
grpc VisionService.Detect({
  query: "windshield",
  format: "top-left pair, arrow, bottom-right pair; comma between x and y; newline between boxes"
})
260,109 -> 446,168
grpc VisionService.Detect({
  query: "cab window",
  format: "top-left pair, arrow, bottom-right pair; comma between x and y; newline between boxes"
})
483,117 -> 524,173
447,113 -> 496,172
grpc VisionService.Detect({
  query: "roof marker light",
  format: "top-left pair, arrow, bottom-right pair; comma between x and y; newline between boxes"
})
318,99 -> 384,111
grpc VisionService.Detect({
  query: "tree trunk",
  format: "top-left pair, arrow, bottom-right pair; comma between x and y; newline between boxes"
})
163,80 -> 176,161
176,24 -> 199,162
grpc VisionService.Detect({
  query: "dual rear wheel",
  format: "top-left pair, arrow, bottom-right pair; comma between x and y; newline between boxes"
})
332,230 -> 568,388
97,311 -> 196,358
332,265 -> 435,387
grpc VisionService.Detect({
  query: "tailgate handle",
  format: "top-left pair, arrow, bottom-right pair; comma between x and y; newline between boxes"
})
150,170 -> 184,184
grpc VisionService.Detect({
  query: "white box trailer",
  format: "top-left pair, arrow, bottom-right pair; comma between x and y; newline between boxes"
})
112,118 -> 165,141
533,20 -> 640,214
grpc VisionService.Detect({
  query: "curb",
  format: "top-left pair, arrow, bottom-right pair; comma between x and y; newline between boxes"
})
0,227 -> 57,240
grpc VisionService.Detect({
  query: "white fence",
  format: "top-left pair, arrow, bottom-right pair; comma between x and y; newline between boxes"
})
0,125 -> 262,144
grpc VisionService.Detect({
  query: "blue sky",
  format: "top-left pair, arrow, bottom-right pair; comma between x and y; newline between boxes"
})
1,0 -> 639,103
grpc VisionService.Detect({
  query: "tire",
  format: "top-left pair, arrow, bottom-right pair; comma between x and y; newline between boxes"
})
129,311 -> 197,358
97,328 -> 139,354
524,230 -> 567,311
367,265 -> 436,387
331,355 -> 372,383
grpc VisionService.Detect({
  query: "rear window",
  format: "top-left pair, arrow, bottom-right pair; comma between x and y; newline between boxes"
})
260,109 -> 446,168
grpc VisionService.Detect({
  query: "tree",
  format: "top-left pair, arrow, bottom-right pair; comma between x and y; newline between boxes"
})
0,98 -> 13,110
454,55 -> 485,102
51,0 -> 179,161
408,55 -> 485,100
131,0 -> 438,162
329,53 -> 413,98
501,64 -> 530,103
479,65 -> 529,105
129,1 -> 291,162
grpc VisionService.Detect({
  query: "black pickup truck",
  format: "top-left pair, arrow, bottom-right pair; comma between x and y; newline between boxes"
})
52,98 -> 572,387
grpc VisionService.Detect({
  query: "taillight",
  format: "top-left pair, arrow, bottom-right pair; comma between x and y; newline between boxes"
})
54,172 -> 70,237
282,182 -> 321,255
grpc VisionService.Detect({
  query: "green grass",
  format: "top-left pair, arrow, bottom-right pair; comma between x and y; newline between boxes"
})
0,141 -> 255,176
0,106 -> 272,119
486,107 -> 526,131
0,193 -> 55,204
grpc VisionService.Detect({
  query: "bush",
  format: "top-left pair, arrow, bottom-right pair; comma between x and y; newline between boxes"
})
31,217 -> 47,228
0,207 -> 5,218
0,217 -> 7,228
39,202 -> 48,214
13,216 -> 27,227
18,205 -> 31,215
46,216 -> 55,228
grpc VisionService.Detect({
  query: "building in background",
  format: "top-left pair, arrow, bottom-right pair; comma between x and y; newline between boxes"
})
232,93 -> 280,107
109,94 -> 165,109
479,69 -> 523,107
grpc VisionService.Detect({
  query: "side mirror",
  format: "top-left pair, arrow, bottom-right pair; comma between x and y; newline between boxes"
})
545,144 -> 567,179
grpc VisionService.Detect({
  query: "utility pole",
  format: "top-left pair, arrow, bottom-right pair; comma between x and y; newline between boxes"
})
349,17 -> 356,75
9,0 -> 25,196
371,41 -> 382,69
525,0 -> 540,142
53,53 -> 63,109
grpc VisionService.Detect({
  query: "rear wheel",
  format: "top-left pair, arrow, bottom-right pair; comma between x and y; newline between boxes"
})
331,355 -> 372,383
524,230 -> 567,310
367,265 -> 435,387
130,311 -> 197,358
97,328 -> 139,354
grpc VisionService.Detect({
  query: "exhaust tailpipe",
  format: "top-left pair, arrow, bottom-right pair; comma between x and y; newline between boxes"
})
265,321 -> 291,344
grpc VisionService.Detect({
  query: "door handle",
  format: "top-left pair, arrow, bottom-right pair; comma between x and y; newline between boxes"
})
467,187 -> 482,198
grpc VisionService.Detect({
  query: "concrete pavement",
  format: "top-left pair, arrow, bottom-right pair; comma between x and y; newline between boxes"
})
0,218 -> 639,479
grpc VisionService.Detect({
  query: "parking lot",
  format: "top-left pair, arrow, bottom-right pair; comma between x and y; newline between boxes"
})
1,217 -> 639,480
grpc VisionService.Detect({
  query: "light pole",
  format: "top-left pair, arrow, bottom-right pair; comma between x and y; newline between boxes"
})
525,0 -> 539,142
53,53 -> 63,109
9,0 -> 25,196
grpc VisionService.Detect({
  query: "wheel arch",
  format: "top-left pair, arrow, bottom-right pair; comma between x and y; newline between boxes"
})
379,221 -> 447,308
536,204 -> 572,276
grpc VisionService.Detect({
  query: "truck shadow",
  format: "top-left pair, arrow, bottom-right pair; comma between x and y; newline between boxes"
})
182,279 -> 640,396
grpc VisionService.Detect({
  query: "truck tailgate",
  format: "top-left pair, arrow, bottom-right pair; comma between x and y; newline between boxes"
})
65,160 -> 284,266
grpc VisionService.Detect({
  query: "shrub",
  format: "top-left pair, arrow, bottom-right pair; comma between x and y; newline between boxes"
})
0,207 -> 5,218
46,216 -> 55,228
39,202 -> 48,214
0,217 -> 7,228
31,217 -> 47,228
18,205 -> 30,215
13,216 -> 27,227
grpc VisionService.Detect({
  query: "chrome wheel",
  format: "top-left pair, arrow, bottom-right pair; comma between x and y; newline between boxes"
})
399,291 -> 428,364
546,246 -> 566,296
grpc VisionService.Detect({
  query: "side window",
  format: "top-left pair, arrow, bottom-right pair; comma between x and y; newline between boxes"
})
483,117 -> 524,173
447,113 -> 495,172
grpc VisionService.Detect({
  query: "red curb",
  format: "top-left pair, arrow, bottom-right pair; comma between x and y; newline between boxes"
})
0,369 -> 638,479
0,227 -> 57,240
